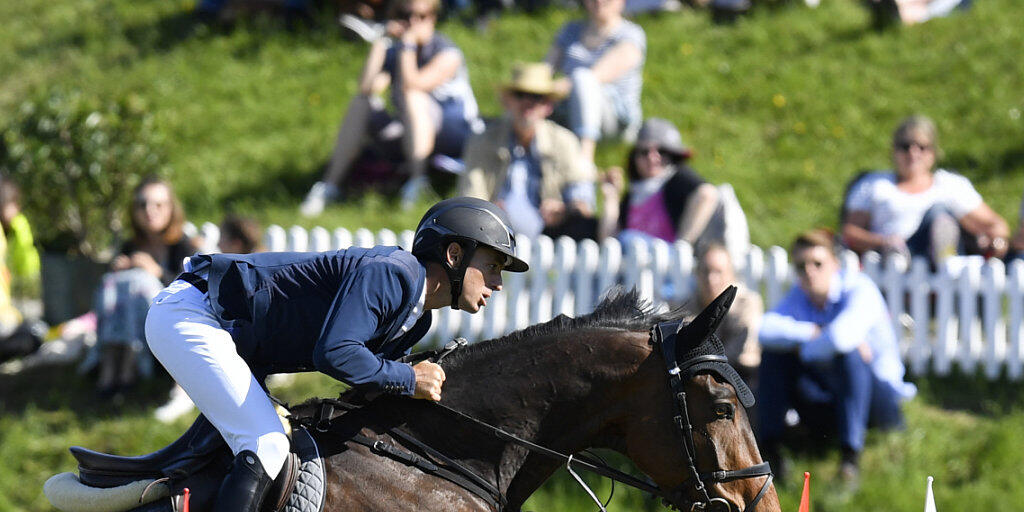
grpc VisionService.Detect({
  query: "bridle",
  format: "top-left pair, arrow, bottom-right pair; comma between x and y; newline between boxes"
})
654,320 -> 774,512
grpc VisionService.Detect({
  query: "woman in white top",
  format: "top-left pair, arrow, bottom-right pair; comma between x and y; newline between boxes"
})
545,0 -> 646,165
842,115 -> 1008,263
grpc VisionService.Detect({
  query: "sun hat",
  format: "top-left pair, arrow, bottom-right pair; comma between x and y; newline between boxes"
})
501,62 -> 566,100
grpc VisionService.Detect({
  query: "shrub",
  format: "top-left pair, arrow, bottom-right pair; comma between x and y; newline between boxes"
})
0,89 -> 170,259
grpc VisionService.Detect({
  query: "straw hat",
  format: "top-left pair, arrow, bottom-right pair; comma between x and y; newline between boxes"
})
501,62 -> 566,100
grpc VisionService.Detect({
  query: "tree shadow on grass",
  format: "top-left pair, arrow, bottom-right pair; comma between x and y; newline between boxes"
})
911,369 -> 1024,416
942,144 -> 1024,181
219,156 -> 460,211
18,5 -> 344,67
0,362 -> 174,420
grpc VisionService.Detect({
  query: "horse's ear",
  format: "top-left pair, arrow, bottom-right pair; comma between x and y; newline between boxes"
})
676,285 -> 737,341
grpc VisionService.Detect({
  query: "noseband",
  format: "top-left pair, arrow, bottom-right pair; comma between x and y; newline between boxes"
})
655,321 -> 774,512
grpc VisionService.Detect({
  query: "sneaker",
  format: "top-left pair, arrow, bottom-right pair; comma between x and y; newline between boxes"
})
299,181 -> 339,217
838,447 -> 861,489
399,175 -> 430,211
338,14 -> 385,42
838,460 -> 860,489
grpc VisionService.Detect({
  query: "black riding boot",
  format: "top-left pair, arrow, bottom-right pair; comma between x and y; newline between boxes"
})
214,450 -> 273,512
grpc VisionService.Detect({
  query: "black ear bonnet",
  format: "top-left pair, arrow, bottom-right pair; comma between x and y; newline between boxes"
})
662,286 -> 756,408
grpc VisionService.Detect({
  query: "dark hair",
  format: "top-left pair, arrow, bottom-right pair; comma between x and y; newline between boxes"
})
625,149 -> 684,181
220,214 -> 262,254
129,175 -> 185,246
790,228 -> 839,258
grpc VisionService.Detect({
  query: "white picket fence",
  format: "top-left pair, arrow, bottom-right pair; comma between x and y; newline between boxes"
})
185,222 -> 1024,381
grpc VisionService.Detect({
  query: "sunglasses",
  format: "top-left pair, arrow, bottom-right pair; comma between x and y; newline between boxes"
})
793,259 -> 825,275
634,146 -> 675,161
394,10 -> 434,21
512,90 -> 549,103
895,141 -> 932,152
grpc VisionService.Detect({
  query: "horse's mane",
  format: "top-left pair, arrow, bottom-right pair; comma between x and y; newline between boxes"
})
442,287 -> 685,366
289,287 -> 684,416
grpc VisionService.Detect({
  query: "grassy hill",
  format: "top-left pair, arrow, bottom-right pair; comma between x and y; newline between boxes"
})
3,0 -> 1024,510
3,0 -> 1022,246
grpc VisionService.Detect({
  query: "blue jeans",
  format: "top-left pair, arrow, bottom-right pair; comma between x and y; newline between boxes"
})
905,205 -> 966,263
757,349 -> 903,453
552,67 -> 641,143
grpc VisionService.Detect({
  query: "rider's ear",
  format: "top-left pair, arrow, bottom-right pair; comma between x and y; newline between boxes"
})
445,242 -> 463,268
677,285 -> 736,341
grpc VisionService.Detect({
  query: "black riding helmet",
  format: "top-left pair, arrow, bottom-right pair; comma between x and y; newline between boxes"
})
412,197 -> 529,309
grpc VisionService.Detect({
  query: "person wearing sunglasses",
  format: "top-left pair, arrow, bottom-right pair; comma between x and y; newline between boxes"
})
460,62 -> 597,240
86,176 -> 198,398
842,115 -> 1009,264
598,118 -> 736,253
300,0 -> 482,216
757,229 -> 915,484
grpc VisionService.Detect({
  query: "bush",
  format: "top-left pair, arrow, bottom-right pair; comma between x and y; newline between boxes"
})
0,89 -> 170,259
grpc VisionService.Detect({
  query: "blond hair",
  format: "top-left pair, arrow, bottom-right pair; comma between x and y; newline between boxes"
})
892,115 -> 939,154
388,0 -> 440,18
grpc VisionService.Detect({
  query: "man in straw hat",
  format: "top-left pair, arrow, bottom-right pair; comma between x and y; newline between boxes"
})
460,62 -> 597,240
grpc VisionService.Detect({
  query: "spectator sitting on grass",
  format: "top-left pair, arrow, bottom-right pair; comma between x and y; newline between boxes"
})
545,0 -> 646,167
1009,196 -> 1024,262
691,242 -> 762,383
0,223 -> 45,365
841,115 -> 1009,264
459,62 -> 597,240
598,118 -> 727,251
300,0 -> 482,216
0,178 -> 40,292
85,176 -> 198,398
757,229 -> 915,484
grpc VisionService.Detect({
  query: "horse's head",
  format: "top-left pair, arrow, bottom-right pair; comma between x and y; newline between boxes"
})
620,287 -> 779,512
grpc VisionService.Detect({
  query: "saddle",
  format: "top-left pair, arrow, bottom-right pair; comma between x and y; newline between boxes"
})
69,415 -> 312,512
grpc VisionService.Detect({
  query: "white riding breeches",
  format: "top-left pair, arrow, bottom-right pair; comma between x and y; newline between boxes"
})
145,279 -> 290,479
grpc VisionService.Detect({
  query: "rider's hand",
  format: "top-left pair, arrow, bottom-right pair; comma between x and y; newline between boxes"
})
412,361 -> 446,401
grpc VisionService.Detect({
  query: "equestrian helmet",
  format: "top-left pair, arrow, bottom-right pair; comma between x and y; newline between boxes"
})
412,197 -> 528,273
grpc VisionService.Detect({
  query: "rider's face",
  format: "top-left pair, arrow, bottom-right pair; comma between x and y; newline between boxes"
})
459,246 -> 506,313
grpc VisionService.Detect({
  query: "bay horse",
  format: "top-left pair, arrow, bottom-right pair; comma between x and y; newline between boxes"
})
54,287 -> 779,511
294,286 -> 778,511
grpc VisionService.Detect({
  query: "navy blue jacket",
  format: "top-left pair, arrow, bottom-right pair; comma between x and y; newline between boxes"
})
188,246 -> 429,396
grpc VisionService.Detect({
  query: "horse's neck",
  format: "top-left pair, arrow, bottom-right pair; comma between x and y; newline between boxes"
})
410,329 -> 652,506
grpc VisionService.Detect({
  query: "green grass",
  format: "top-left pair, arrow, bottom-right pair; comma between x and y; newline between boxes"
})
3,0 -> 1023,246
4,365 -> 1024,511
4,0 -> 1024,510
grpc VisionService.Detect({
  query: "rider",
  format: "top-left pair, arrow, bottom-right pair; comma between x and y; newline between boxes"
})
145,197 -> 528,511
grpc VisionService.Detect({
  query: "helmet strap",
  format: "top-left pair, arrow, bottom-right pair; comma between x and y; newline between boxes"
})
443,239 -> 478,310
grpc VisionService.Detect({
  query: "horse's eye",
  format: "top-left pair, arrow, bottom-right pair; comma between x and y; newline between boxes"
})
713,402 -> 734,420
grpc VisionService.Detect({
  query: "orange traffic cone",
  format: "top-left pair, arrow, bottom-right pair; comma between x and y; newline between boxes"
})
797,472 -> 810,512
182,487 -> 190,512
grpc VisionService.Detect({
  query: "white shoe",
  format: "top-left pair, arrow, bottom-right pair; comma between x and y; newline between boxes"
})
299,181 -> 338,217
338,14 -> 385,42
399,175 -> 430,211
154,385 -> 195,423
